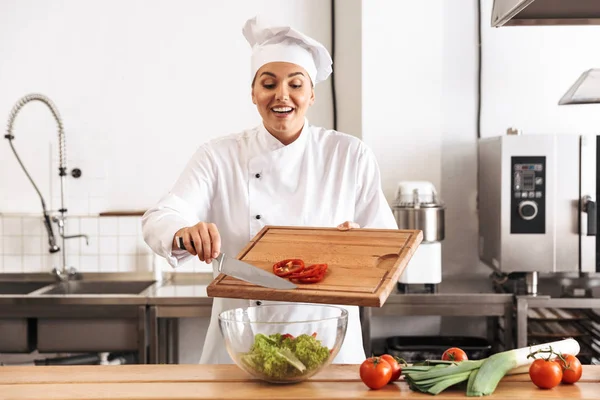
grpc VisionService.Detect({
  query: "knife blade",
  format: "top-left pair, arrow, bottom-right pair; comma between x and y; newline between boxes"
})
175,237 -> 296,290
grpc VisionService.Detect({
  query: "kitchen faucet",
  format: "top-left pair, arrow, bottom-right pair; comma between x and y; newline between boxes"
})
5,93 -> 88,280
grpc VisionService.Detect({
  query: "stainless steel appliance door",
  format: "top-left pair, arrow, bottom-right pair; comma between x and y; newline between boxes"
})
500,135 -> 580,273
553,135 -> 581,273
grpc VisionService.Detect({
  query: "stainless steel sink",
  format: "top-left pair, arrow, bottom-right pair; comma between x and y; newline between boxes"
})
38,280 -> 155,295
0,282 -> 52,295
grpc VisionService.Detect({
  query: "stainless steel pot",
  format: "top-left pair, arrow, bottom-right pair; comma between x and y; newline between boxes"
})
393,204 -> 445,242
392,182 -> 445,243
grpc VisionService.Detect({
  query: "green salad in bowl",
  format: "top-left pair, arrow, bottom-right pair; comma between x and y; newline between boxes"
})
219,304 -> 348,383
241,332 -> 330,380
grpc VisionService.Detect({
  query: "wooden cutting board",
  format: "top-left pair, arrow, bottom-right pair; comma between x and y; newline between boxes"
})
206,226 -> 422,307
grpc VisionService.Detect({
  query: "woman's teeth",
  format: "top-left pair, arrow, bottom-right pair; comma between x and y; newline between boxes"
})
272,107 -> 293,113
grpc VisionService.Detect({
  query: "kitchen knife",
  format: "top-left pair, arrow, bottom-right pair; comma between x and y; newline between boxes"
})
175,236 -> 296,290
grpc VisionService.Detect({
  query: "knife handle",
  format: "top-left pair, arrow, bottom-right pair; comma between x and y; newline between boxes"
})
176,236 -> 223,265
175,236 -> 195,251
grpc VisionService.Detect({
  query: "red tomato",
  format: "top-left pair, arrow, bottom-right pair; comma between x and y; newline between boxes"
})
281,333 -> 294,340
289,263 -> 328,279
273,259 -> 305,277
529,359 -> 563,389
359,357 -> 392,390
292,273 -> 326,284
558,354 -> 582,384
379,354 -> 402,382
441,347 -> 468,362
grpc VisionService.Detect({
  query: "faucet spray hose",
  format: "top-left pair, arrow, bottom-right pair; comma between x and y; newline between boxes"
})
6,93 -> 66,171
6,137 -> 60,253
5,93 -> 66,253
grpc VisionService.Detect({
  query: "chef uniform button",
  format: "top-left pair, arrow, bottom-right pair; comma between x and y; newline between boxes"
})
255,173 -> 261,178
255,301 -> 262,306
255,215 -> 261,220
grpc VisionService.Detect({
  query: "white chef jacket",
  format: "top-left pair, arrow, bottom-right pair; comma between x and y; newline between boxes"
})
142,118 -> 398,364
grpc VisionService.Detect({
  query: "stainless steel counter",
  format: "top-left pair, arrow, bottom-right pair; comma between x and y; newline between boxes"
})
0,273 -> 152,305
0,272 -> 514,364
0,273 -> 154,360
0,272 -> 511,309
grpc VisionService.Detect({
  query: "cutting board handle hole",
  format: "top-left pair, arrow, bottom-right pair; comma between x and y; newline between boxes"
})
375,253 -> 399,269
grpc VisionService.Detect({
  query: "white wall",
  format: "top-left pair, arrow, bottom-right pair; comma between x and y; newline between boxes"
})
362,0 -> 444,203
333,0 -> 362,138
440,0 -> 481,277
0,0 -> 332,215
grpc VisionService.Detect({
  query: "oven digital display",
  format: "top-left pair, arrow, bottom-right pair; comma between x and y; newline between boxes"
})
522,171 -> 535,191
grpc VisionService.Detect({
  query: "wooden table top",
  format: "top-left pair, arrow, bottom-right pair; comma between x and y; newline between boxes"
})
0,364 -> 598,399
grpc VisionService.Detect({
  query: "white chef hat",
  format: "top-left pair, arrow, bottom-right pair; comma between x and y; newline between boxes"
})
242,16 -> 332,86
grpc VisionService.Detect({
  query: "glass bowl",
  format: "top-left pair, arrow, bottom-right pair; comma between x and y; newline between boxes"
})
218,303 -> 348,383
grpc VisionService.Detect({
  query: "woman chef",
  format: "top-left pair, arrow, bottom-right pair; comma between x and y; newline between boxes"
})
142,16 -> 398,364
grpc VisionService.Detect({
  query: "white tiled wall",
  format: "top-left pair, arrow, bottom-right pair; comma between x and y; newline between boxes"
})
0,214 -> 210,274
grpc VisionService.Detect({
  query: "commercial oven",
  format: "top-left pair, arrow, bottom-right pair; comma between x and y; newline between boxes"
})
478,133 -> 598,283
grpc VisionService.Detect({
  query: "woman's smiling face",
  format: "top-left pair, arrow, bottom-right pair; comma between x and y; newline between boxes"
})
252,62 -> 315,145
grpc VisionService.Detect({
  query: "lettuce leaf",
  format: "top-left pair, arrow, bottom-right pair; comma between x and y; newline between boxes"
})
239,333 -> 330,380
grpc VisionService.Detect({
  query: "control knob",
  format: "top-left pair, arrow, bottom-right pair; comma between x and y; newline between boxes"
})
518,200 -> 538,221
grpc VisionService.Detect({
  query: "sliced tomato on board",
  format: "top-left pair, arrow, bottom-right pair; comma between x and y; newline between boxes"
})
273,259 -> 305,277
272,259 -> 329,284
290,272 -> 327,284
292,273 -> 325,284
289,263 -> 328,279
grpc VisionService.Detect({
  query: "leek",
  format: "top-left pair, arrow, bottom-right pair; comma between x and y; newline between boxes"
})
401,338 -> 580,397
428,371 -> 472,395
468,338 -> 580,396
466,369 -> 479,397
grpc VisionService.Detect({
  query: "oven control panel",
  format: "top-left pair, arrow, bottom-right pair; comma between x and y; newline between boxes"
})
511,156 -> 546,234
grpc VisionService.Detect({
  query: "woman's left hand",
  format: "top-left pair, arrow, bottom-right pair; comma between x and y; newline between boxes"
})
337,221 -> 360,231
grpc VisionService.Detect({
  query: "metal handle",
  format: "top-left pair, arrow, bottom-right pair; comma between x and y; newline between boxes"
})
583,196 -> 597,236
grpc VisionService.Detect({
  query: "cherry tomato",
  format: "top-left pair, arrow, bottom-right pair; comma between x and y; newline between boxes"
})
558,354 -> 582,384
441,347 -> 468,362
529,359 -> 563,389
281,333 -> 294,340
379,354 -> 402,382
359,357 -> 392,390
273,259 -> 305,277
